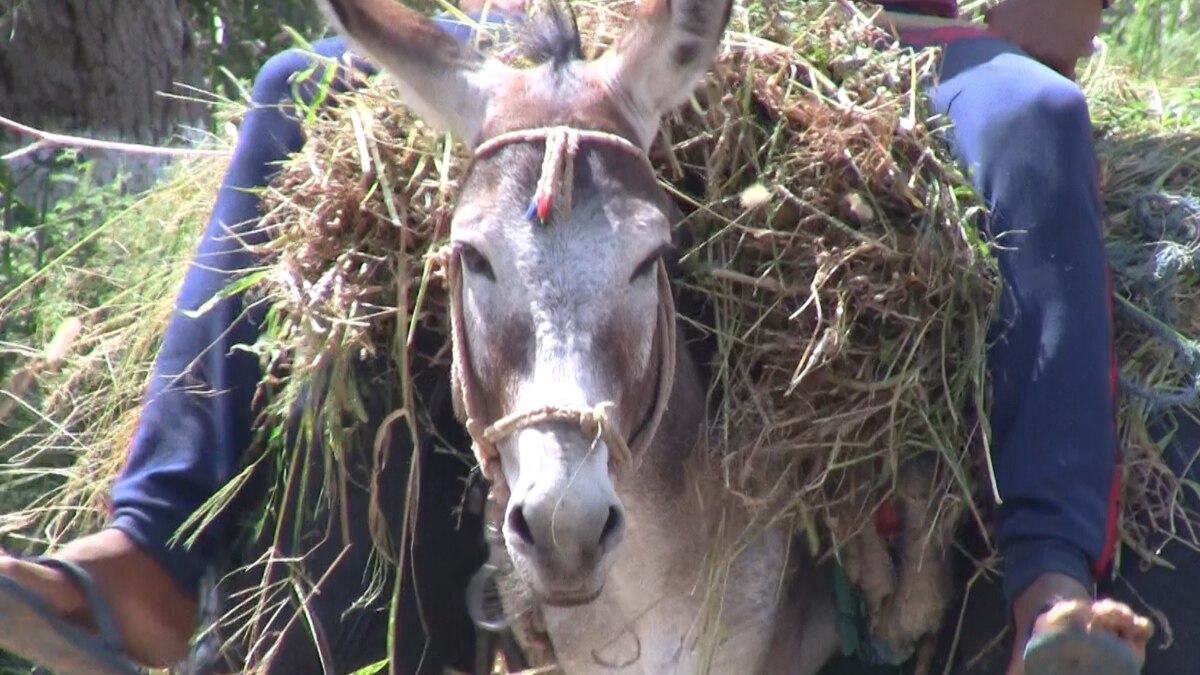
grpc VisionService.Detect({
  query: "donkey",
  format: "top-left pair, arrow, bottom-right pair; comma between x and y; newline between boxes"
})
315,0 -> 842,672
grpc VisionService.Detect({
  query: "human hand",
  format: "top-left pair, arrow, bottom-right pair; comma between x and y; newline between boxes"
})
984,0 -> 1102,79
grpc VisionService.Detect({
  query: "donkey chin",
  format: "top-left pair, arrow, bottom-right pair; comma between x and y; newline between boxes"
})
499,432 -> 627,608
504,541 -> 616,608
517,569 -> 608,609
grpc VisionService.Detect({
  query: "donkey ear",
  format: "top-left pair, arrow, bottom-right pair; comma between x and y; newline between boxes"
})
596,0 -> 733,148
316,0 -> 514,145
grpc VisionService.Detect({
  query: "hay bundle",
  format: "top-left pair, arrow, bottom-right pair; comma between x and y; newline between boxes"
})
1091,80 -> 1200,566
667,10 -> 993,544
255,0 -> 993,545
242,3 -> 995,660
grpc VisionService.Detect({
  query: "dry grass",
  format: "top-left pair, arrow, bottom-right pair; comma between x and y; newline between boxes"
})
0,154 -> 229,546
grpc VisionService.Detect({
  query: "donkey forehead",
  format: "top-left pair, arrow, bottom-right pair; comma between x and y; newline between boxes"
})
452,142 -> 673,255
479,65 -> 633,138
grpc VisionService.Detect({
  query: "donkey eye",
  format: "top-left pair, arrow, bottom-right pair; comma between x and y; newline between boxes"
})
630,245 -> 673,283
630,257 -> 657,282
460,244 -> 495,281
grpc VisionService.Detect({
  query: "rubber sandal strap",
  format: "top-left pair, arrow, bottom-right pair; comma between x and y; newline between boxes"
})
1022,600 -> 1141,675
1024,629 -> 1140,675
30,556 -> 124,652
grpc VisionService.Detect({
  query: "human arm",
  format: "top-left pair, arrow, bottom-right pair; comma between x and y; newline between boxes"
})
984,0 -> 1104,79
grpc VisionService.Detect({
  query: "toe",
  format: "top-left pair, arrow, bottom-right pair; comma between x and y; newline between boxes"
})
1035,599 -> 1090,634
1088,599 -> 1154,654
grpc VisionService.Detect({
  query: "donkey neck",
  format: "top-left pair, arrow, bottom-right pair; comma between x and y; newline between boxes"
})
619,319 -> 712,579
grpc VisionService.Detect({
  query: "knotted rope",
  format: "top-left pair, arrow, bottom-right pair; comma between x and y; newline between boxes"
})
1107,190 -> 1200,410
473,125 -> 646,226
437,125 -> 676,497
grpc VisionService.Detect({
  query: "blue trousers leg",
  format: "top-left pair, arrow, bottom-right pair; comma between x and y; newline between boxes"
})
108,37 -> 370,596
107,8 -> 522,603
930,37 -> 1120,606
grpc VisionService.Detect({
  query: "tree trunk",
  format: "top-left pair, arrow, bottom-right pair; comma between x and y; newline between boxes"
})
0,0 -> 204,144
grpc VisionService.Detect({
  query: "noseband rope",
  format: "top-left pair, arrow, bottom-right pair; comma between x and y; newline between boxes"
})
436,126 -> 677,496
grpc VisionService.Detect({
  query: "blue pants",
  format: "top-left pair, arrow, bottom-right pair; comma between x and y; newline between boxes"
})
108,26 -> 1117,615
108,15 -> 502,596
930,37 -> 1118,604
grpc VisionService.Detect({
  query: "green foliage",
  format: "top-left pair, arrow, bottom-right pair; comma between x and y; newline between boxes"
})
0,156 -> 138,385
186,0 -> 328,99
1102,0 -> 1200,76
0,157 -> 163,673
0,152 -> 223,671
181,0 -> 475,100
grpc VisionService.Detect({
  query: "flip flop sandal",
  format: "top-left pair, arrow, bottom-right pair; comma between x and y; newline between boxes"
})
1022,602 -> 1141,675
0,556 -> 145,675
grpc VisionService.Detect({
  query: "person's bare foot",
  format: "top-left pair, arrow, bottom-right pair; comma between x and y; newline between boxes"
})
1006,572 -> 1154,675
0,528 -> 197,667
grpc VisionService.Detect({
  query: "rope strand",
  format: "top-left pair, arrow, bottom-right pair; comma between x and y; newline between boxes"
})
474,125 -> 647,227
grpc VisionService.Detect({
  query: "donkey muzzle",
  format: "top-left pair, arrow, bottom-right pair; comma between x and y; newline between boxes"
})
502,427 -> 626,603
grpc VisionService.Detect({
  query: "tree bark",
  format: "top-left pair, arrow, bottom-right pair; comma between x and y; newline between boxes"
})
0,0 -> 204,144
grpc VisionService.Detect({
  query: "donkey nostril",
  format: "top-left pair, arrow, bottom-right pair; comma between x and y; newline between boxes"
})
507,504 -> 535,546
598,506 -> 624,550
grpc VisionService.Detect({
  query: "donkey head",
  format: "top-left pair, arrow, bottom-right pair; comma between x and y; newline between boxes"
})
318,0 -> 731,606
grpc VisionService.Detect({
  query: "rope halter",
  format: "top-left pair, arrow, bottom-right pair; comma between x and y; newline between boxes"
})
473,125 -> 648,227
437,124 -> 677,496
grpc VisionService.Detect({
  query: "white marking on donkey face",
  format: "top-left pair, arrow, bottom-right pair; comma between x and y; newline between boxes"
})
454,182 -> 670,604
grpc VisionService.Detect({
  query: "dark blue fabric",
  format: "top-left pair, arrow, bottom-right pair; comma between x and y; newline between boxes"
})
109,13 -> 520,596
928,36 -> 1116,606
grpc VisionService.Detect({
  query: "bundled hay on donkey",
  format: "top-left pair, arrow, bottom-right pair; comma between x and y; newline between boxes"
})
238,0 -> 998,669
